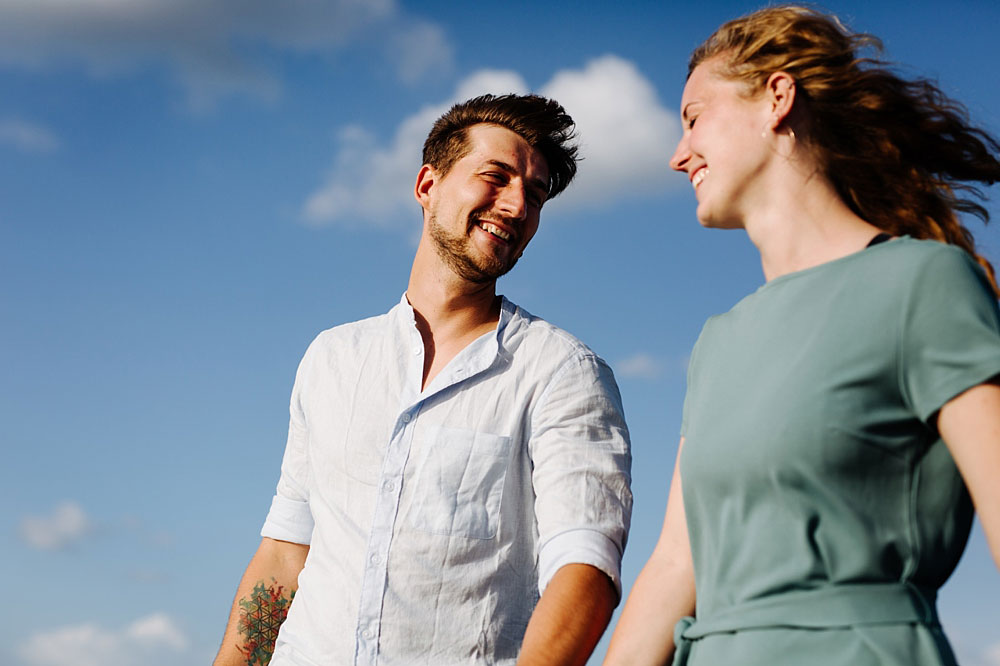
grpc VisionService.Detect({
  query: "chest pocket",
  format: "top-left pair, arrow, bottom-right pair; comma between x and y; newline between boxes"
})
406,425 -> 513,539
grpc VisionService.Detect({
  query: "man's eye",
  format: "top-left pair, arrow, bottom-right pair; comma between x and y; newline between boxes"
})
529,190 -> 548,208
483,172 -> 506,183
687,116 -> 698,129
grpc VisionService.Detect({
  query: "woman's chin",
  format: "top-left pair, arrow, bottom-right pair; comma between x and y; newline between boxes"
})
696,209 -> 743,230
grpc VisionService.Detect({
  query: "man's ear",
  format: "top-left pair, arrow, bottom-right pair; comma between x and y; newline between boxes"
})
414,164 -> 436,212
764,71 -> 796,130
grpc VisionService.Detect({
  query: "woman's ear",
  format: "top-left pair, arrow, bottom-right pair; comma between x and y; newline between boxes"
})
765,71 -> 796,130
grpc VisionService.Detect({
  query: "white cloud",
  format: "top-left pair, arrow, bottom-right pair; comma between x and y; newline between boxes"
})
985,642 -> 1000,666
127,614 -> 188,651
540,55 -> 680,207
302,69 -> 529,227
0,0 -> 450,109
19,501 -> 92,550
948,636 -> 1000,666
301,55 -> 676,227
387,19 -> 454,85
0,118 -> 59,153
615,353 -> 663,380
18,613 -> 189,666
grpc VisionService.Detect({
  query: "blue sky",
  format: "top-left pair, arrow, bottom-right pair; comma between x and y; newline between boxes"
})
2,1 -> 999,664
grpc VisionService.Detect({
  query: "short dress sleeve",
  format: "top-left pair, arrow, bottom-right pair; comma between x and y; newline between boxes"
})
899,245 -> 1000,423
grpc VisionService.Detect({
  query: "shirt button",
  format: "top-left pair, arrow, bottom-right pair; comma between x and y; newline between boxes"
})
413,346 -> 421,355
402,413 -> 411,423
370,553 -> 382,565
361,628 -> 374,640
383,480 -> 395,492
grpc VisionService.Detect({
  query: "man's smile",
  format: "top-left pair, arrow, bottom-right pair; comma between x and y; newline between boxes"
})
473,217 -> 516,244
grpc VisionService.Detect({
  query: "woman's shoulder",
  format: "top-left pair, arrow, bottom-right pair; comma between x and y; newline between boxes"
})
880,236 -> 993,291
879,235 -> 977,268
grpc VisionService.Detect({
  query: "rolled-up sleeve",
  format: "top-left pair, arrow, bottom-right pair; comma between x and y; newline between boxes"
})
529,352 -> 632,597
261,347 -> 315,545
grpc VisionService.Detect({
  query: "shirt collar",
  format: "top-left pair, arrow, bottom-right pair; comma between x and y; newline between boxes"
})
396,293 -> 517,396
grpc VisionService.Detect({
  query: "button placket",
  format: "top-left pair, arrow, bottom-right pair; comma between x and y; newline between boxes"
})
353,400 -> 420,666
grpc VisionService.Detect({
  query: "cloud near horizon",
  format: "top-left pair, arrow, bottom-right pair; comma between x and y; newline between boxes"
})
302,55 -> 679,227
19,501 -> 92,550
984,642 -> 1000,666
0,0 -> 452,110
17,613 -> 189,666
615,353 -> 664,380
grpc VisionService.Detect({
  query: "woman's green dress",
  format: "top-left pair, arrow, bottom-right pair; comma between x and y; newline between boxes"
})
677,238 -> 1000,665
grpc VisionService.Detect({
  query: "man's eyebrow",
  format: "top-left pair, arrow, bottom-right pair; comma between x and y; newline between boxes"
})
484,159 -> 516,173
484,159 -> 549,197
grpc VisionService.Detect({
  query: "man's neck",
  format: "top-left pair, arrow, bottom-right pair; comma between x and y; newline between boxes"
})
405,267 -> 502,392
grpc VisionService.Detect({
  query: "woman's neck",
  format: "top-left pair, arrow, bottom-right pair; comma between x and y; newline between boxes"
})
743,169 -> 882,281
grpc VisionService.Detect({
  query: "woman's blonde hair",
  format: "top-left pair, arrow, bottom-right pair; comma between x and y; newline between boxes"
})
691,5 -> 1000,295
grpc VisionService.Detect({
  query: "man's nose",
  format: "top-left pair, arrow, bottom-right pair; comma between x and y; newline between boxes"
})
497,183 -> 527,220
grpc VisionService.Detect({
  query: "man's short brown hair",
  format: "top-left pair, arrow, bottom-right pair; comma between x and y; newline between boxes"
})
422,94 -> 579,200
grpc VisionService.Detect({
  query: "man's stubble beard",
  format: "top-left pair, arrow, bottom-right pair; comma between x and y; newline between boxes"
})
427,210 -> 522,284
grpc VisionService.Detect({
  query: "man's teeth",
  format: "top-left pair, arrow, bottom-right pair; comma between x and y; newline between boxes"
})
692,168 -> 708,189
480,222 -> 511,240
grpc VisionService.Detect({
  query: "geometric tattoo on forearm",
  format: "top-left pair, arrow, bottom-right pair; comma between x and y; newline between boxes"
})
236,579 -> 296,666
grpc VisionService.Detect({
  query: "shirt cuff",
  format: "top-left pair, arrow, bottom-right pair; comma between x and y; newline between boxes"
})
537,528 -> 623,598
260,494 -> 314,544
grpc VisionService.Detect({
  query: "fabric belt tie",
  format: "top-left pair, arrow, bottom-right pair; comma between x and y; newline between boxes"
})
672,583 -> 938,666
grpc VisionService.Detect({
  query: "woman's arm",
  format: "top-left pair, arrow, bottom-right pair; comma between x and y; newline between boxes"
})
938,381 -> 1000,569
603,439 -> 696,666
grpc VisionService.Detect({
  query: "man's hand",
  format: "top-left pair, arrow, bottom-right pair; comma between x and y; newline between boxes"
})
517,563 -> 618,666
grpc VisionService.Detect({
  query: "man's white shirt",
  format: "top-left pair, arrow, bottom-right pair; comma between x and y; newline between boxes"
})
263,295 -> 632,666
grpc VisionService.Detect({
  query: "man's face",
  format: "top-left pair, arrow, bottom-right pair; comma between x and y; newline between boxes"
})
423,124 -> 550,283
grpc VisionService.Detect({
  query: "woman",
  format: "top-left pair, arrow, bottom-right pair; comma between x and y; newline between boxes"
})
604,6 -> 1000,666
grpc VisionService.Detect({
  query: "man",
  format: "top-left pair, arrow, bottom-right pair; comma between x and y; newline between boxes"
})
214,94 -> 632,666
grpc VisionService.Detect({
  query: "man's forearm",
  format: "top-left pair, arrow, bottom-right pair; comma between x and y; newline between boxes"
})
214,537 -> 309,666
517,563 -> 618,666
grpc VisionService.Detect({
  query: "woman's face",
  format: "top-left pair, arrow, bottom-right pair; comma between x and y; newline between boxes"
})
670,60 -> 773,229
